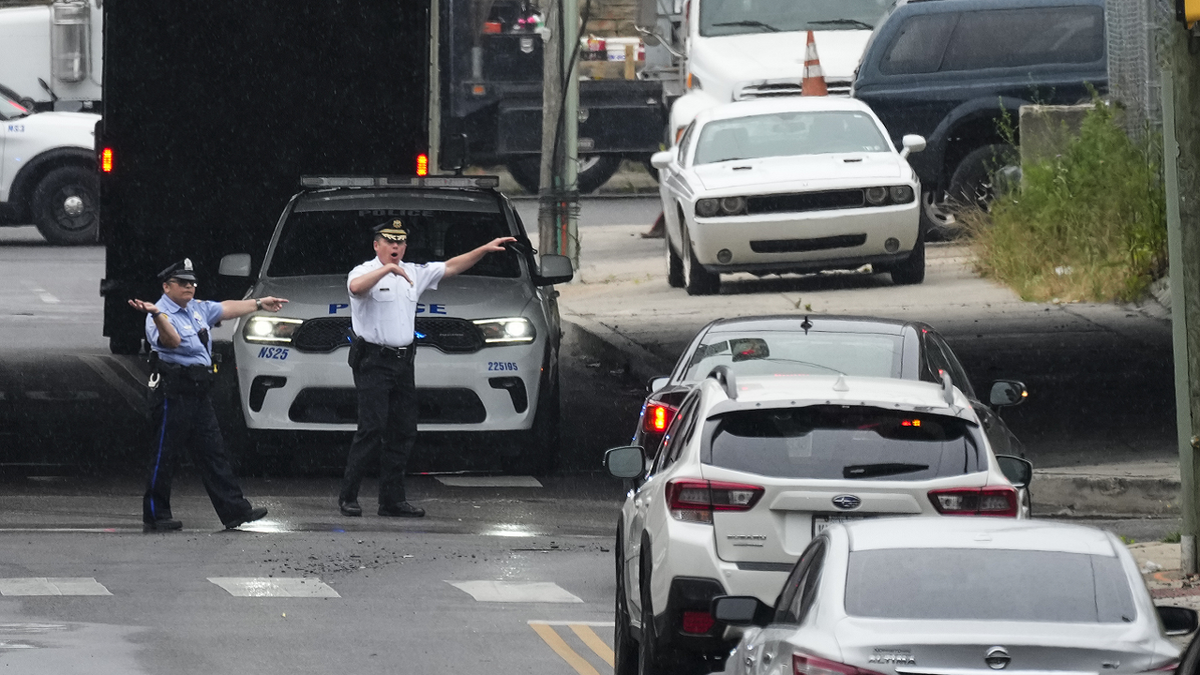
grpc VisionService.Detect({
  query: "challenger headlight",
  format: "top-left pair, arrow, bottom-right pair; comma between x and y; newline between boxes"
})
473,317 -> 536,345
889,186 -> 915,203
243,316 -> 304,344
865,187 -> 888,205
695,198 -> 720,218
719,196 -> 746,216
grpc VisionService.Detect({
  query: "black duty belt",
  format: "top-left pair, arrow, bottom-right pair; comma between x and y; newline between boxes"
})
363,341 -> 413,359
158,362 -> 217,375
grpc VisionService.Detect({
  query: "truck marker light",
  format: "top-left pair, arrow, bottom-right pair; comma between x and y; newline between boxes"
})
101,148 -> 113,173
416,154 -> 429,176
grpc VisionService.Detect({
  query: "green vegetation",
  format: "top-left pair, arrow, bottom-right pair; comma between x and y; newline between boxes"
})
966,102 -> 1167,302
1164,531 -> 1182,544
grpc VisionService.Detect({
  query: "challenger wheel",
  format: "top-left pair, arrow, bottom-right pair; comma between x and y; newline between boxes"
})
681,227 -> 719,296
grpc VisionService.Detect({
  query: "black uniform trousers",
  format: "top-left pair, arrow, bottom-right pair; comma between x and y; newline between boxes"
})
340,347 -> 419,506
143,385 -> 252,525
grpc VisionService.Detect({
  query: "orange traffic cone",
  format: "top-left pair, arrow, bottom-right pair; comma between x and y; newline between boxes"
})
801,30 -> 827,96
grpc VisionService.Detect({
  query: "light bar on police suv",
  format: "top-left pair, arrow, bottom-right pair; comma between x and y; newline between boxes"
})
300,175 -> 500,189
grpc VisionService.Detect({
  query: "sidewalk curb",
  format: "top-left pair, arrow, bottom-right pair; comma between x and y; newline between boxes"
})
1033,471 -> 1180,518
561,311 -> 674,384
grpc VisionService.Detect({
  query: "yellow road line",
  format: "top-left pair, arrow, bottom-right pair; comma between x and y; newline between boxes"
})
530,622 -> 603,675
570,624 -> 615,667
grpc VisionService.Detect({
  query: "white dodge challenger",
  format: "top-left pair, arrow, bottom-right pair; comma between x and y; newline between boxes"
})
651,96 -> 927,295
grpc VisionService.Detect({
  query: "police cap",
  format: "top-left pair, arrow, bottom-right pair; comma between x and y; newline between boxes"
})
373,219 -> 408,243
158,258 -> 198,283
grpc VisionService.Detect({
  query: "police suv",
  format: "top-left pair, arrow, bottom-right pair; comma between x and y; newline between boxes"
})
0,88 -> 100,244
219,175 -> 573,473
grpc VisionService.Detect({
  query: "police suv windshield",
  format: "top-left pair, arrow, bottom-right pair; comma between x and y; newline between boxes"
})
700,0 -> 892,37
704,406 -> 981,480
683,331 -> 903,382
266,191 -> 521,278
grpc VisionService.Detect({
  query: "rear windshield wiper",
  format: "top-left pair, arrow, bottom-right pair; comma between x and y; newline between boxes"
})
843,462 -> 929,479
809,19 -> 874,30
711,20 -> 780,32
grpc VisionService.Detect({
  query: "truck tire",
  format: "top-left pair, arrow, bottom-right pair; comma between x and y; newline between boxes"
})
947,144 -> 1017,212
32,166 -> 99,245
506,155 -> 622,195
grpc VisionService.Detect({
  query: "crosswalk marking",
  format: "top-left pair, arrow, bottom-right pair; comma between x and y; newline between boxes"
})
447,580 -> 583,603
0,578 -> 111,596
208,577 -> 340,598
434,476 -> 542,488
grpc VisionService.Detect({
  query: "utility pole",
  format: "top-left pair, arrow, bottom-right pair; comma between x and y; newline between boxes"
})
1162,21 -> 1200,572
536,0 -> 581,269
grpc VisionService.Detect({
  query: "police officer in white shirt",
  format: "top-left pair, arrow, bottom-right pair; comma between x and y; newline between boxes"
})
339,220 -> 515,517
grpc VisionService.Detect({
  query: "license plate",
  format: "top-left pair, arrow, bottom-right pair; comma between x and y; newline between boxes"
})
812,513 -> 871,536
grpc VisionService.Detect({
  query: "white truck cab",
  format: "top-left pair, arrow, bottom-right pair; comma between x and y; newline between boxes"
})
0,0 -> 103,113
640,0 -> 893,143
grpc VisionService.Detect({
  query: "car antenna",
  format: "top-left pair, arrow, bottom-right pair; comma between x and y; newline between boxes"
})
801,315 -> 813,335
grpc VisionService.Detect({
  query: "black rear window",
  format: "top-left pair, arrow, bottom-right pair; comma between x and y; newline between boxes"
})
266,194 -> 520,278
846,548 -> 1136,622
704,406 -> 979,480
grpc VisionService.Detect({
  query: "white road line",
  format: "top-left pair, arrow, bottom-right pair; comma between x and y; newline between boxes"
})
20,281 -> 59,304
447,580 -> 583,603
208,577 -> 340,598
0,578 -> 111,596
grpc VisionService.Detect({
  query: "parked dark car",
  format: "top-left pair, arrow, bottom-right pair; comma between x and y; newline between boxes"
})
852,0 -> 1107,238
632,315 -> 1029,464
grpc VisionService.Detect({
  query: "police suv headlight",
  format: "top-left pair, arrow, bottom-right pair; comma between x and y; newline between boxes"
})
243,316 -> 303,344
473,317 -> 536,345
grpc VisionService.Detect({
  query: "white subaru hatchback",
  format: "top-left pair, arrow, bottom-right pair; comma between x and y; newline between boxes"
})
605,368 -> 1020,674
220,175 -> 573,474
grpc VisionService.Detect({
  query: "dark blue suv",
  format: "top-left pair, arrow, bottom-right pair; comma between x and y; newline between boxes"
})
852,0 -> 1107,238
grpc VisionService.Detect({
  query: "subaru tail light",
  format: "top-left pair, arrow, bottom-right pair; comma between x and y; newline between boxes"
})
666,479 -> 763,523
928,487 -> 1018,517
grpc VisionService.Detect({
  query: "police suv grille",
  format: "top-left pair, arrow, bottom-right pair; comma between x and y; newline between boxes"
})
288,387 -> 487,424
416,318 -> 485,353
747,189 -> 864,215
291,318 -> 354,353
289,317 -> 486,353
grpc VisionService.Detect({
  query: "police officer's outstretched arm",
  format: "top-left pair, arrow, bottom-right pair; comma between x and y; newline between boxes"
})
219,296 -> 289,321
444,237 -> 517,278
129,298 -> 182,348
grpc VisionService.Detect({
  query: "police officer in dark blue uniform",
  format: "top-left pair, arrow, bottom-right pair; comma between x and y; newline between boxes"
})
129,258 -> 289,532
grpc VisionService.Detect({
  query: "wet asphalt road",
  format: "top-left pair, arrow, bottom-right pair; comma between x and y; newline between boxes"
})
0,198 -> 1184,673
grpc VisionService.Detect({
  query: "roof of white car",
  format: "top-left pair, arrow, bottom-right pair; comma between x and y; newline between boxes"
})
702,373 -> 973,416
841,517 -> 1120,557
697,96 -> 877,125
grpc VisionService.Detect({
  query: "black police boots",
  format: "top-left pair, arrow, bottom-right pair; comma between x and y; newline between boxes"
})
223,506 -> 268,530
144,518 -> 183,532
339,500 -> 363,517
378,502 -> 425,518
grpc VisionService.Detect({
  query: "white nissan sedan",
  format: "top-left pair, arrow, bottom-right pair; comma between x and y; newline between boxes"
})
651,97 -> 927,295
715,518 -> 1196,675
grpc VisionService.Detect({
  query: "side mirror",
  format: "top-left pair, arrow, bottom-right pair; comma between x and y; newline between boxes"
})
219,253 -> 252,277
1158,606 -> 1199,636
650,150 -> 674,170
996,455 -> 1033,489
711,595 -> 773,627
989,380 -> 1028,408
647,376 -> 669,393
604,445 -> 646,479
536,254 -> 574,286
443,132 -> 470,174
900,134 -> 926,158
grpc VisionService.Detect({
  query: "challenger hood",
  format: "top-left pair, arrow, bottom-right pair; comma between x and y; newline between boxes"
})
694,154 -> 909,193
253,274 -> 536,321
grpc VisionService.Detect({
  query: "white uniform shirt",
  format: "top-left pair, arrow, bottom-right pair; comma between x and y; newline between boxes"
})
347,258 -> 447,347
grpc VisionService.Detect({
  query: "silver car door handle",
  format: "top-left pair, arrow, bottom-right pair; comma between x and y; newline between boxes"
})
762,652 -> 774,665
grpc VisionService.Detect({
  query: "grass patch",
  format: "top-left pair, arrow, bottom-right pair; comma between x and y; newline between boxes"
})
966,102 -> 1167,302
1164,531 -> 1182,544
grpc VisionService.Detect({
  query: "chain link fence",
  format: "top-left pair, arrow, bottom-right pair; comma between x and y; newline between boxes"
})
1106,0 -> 1178,141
